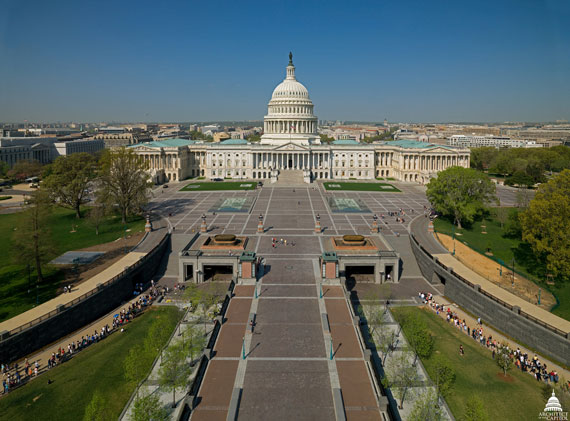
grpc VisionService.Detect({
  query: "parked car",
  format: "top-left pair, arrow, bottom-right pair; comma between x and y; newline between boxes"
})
163,184 -> 169,188
213,178 -> 223,182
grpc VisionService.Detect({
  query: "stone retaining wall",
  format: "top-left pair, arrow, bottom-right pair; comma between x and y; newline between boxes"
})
0,232 -> 170,363
409,234 -> 570,367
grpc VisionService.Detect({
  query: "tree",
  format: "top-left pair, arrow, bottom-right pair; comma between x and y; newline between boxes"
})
83,390 -> 111,421
182,324 -> 207,363
144,314 -> 174,357
362,302 -> 394,365
7,160 -> 43,181
98,147 -> 151,224
245,134 -> 261,142
185,283 -> 226,334
124,344 -> 153,397
470,147 -> 498,171
505,171 -> 534,189
432,354 -> 455,399
520,170 -> 570,280
12,190 -> 52,283
130,392 -> 169,421
408,389 -> 445,421
43,153 -> 97,218
402,312 -> 434,365
496,346 -> 513,376
319,134 -> 335,144
158,342 -> 193,408
515,189 -> 532,209
87,203 -> 106,235
495,207 -> 509,230
0,161 -> 9,178
382,348 -> 421,409
463,395 -> 489,421
426,167 -> 497,228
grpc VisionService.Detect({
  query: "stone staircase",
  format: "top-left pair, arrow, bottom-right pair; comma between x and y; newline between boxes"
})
274,170 -> 306,186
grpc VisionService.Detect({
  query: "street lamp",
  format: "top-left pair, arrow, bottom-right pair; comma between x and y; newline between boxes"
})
242,336 -> 246,360
330,336 -> 334,360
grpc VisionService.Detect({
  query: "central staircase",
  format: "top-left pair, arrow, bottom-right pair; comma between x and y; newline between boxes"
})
273,170 -> 306,186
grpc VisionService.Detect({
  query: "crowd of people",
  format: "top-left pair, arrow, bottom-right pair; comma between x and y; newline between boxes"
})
271,237 -> 296,248
420,291 -> 563,385
1,286 -> 158,395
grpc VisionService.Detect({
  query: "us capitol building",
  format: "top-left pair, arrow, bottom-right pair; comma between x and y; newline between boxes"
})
131,54 -> 470,184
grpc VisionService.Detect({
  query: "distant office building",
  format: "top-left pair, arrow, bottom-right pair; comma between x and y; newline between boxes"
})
447,135 -> 543,148
54,138 -> 105,156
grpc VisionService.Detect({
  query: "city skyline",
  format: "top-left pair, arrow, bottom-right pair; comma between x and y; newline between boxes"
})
1,0 -> 569,123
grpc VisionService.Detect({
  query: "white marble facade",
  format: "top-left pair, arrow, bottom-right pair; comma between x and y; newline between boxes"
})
131,54 -> 470,184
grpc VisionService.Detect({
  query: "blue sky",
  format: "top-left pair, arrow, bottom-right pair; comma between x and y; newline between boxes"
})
1,0 -> 569,123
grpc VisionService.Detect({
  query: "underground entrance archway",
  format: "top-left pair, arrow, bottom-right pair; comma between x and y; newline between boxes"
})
345,265 -> 375,290
203,264 -> 234,282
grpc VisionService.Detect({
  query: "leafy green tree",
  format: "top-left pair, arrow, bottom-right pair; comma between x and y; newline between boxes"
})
495,207 -> 509,229
382,348 -> 420,409
144,314 -> 174,357
520,170 -> 570,280
402,312 -> 434,364
245,134 -> 261,142
426,167 -> 496,228
83,390 -> 111,421
470,147 -> 498,171
43,153 -> 97,218
319,134 -> 335,144
185,283 -> 226,333
432,354 -> 455,399
158,342 -> 193,408
463,395 -> 489,421
182,324 -> 207,363
124,344 -> 153,397
0,161 -> 9,178
505,171 -> 534,188
130,392 -> 169,421
98,147 -> 151,224
503,208 -> 522,238
496,346 -> 513,376
13,190 -> 52,283
408,389 -> 445,421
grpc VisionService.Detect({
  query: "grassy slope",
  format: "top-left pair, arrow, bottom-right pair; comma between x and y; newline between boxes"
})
391,307 -> 544,420
180,181 -> 256,191
0,208 -> 145,322
433,215 -> 570,321
323,182 -> 401,192
0,306 -> 182,421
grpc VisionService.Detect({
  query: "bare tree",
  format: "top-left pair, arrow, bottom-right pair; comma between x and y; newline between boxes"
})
98,148 -> 151,224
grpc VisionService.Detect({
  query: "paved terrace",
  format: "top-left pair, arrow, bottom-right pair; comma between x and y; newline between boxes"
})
0,217 -> 168,335
148,181 -> 443,420
410,214 -> 570,335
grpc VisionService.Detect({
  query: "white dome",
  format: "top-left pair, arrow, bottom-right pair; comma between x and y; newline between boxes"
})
271,79 -> 309,99
544,391 -> 563,412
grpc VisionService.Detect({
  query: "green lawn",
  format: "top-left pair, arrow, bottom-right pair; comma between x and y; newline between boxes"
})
433,213 -> 570,320
391,306 -> 544,420
180,181 -> 256,191
0,306 -> 182,421
0,207 -> 145,322
323,182 -> 401,192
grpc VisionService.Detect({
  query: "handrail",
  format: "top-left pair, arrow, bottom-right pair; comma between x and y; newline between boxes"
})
2,229 -> 171,340
413,233 -> 569,339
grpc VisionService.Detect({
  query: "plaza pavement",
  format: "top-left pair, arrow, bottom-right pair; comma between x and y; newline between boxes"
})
147,181 -> 443,420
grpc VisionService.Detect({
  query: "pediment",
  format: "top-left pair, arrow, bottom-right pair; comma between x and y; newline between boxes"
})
273,142 -> 310,151
131,145 -> 160,152
425,146 -> 455,154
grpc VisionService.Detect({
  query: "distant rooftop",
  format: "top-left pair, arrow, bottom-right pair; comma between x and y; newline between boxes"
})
131,138 -> 196,148
332,139 -> 360,145
220,138 -> 249,145
388,139 -> 448,149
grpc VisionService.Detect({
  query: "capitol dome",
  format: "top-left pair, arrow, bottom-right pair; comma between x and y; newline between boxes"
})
544,390 -> 563,412
261,53 -> 320,146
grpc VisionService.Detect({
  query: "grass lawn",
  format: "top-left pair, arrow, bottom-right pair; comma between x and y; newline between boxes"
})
180,181 -> 256,191
0,207 -> 145,322
0,306 -> 182,421
391,306 -> 544,420
433,213 -> 570,321
323,182 -> 401,192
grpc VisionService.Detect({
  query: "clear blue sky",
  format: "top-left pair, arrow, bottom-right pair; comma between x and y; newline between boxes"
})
1,0 -> 569,123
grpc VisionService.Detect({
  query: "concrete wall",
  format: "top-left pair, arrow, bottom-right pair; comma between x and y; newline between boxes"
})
0,233 -> 171,363
409,234 -> 570,367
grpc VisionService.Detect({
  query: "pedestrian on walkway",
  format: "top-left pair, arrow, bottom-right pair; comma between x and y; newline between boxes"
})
459,345 -> 464,356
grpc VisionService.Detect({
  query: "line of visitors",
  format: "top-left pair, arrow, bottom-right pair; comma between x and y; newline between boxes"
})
1,289 -> 157,395
420,292 -> 562,386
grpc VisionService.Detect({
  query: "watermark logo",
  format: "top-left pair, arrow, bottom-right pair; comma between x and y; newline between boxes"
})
538,390 -> 568,421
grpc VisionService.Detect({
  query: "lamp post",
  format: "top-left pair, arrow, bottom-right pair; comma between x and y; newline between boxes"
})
242,336 -> 246,360
452,224 -> 456,256
319,282 -> 323,299
330,336 -> 334,360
